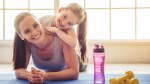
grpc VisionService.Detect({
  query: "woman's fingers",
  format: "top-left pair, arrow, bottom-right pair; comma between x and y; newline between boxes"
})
29,67 -> 45,83
31,67 -> 37,74
28,73 -> 43,83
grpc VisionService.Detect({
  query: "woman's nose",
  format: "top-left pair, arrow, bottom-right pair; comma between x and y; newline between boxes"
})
31,30 -> 39,37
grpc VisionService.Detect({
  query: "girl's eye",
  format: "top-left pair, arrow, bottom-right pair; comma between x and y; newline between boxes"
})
68,22 -> 73,26
34,24 -> 38,28
63,15 -> 67,19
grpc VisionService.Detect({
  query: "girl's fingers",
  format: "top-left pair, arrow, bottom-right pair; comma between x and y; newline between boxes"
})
44,29 -> 52,33
45,30 -> 55,35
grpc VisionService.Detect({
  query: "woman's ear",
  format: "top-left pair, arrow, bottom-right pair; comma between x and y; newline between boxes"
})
18,34 -> 25,40
59,7 -> 65,13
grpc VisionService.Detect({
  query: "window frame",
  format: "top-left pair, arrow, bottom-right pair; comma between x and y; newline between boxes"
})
1,0 -> 150,43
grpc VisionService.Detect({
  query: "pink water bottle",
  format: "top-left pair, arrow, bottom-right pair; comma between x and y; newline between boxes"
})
93,44 -> 105,84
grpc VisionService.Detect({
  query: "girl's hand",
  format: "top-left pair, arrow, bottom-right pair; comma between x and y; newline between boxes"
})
44,26 -> 60,34
28,67 -> 45,84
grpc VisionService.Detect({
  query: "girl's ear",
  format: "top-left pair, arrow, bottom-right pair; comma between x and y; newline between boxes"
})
59,7 -> 65,13
18,34 -> 25,40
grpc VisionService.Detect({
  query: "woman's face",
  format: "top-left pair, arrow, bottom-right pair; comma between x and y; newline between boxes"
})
18,15 -> 45,44
55,8 -> 78,29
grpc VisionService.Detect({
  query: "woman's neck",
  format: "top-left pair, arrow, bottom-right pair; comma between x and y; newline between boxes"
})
35,33 -> 53,50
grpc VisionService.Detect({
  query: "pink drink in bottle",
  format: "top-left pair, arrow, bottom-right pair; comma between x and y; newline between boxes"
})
93,44 -> 105,84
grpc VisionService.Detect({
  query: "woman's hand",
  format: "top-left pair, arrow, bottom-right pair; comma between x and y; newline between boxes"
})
28,67 -> 46,84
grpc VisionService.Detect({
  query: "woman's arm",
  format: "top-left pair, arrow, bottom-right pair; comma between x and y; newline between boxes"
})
15,44 -> 31,80
15,68 -> 30,80
43,41 -> 79,81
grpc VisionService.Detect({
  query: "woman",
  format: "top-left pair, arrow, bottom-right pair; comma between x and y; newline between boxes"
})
13,12 -> 79,83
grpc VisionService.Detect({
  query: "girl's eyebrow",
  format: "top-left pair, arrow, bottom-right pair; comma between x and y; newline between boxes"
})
32,22 -> 37,27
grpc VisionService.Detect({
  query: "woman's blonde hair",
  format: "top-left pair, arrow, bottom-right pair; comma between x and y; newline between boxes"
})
14,12 -> 33,33
64,3 -> 87,62
13,12 -> 33,69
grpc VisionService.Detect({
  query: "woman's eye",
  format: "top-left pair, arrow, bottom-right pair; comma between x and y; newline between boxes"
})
24,30 -> 30,34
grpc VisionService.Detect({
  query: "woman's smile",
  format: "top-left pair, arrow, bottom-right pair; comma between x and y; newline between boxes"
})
32,34 -> 41,39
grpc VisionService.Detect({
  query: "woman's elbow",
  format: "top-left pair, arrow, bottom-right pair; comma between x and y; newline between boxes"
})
15,70 -> 21,79
71,70 -> 79,80
15,69 -> 28,80
73,73 -> 79,80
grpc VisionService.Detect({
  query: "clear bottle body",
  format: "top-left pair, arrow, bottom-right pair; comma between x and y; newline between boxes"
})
93,50 -> 105,84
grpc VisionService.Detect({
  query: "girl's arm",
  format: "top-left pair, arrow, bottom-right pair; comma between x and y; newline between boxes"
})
55,28 -> 77,48
44,27 -> 77,48
43,40 -> 79,81
39,15 -> 77,48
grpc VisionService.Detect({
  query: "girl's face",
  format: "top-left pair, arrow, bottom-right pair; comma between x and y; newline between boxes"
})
55,8 -> 78,29
18,15 -> 45,44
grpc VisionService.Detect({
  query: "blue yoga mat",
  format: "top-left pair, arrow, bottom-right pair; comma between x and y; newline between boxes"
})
0,73 -> 150,84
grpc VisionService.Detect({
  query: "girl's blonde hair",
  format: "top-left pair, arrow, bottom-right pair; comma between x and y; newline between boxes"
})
64,3 -> 87,62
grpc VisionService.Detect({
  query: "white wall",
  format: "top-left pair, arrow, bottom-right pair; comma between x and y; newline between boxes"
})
0,42 -> 13,64
88,41 -> 150,63
0,41 -> 150,64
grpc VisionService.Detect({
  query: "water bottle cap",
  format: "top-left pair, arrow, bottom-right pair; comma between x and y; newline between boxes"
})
94,44 -> 104,53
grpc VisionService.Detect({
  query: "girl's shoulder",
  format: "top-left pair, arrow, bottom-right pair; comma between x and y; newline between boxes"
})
39,15 -> 54,23
39,15 -> 56,27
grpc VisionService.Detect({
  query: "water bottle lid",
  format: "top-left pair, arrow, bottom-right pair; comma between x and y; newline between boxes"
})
94,44 -> 104,53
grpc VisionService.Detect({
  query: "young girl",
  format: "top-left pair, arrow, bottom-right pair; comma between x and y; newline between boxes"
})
13,12 -> 79,83
40,3 -> 88,68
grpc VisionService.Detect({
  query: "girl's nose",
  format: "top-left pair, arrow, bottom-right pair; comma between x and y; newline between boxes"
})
60,22 -> 65,27
61,20 -> 68,27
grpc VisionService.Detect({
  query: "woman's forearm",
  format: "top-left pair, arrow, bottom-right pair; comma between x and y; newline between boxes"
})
45,69 -> 79,81
15,68 -> 29,80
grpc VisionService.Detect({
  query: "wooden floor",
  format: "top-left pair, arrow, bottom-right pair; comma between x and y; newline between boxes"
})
1,63 -> 150,74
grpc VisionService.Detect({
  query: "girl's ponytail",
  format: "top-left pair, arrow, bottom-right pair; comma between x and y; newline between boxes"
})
77,11 -> 87,62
